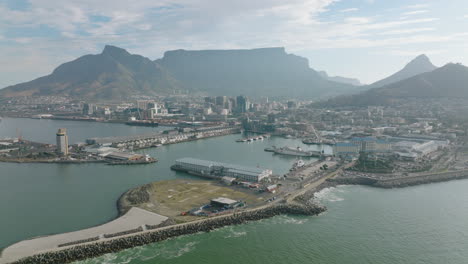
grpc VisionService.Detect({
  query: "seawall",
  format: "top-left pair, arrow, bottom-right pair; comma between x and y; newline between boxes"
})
329,170 -> 468,189
12,201 -> 325,264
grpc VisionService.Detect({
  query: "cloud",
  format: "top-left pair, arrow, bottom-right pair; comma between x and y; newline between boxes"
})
379,27 -> 435,35
345,17 -> 371,24
385,49 -> 446,56
464,14 -> 468,19
0,0 -> 467,87
404,4 -> 430,9
339,8 -> 359,13
402,10 -> 429,16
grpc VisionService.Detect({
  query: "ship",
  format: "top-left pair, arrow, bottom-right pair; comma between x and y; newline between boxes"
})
272,146 -> 322,157
292,159 -> 305,168
302,138 -> 335,145
302,138 -> 321,145
125,120 -> 159,127
236,134 -> 270,143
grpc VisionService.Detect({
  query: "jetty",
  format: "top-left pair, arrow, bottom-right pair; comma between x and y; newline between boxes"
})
0,208 -> 168,264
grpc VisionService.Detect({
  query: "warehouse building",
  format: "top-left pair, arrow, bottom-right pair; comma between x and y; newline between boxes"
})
173,157 -> 272,182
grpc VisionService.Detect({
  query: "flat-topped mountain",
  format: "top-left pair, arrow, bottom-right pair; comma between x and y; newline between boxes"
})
155,47 -> 354,98
0,46 -> 357,100
319,63 -> 468,107
318,71 -> 361,86
368,54 -> 437,88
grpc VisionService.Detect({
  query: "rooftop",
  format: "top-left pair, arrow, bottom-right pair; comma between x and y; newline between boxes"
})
176,157 -> 268,174
211,197 -> 238,205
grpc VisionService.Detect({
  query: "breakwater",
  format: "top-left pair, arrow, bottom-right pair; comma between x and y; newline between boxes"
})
329,170 -> 468,189
12,200 -> 325,264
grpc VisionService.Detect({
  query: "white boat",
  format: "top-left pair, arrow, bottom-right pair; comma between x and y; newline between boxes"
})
294,159 -> 305,168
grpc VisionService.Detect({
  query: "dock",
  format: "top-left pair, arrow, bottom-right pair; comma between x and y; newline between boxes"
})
86,126 -> 240,149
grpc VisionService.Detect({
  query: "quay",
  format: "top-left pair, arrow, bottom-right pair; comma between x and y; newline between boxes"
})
86,125 -> 240,149
171,157 -> 272,182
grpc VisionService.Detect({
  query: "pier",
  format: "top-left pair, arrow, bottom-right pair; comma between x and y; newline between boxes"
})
86,126 -> 240,149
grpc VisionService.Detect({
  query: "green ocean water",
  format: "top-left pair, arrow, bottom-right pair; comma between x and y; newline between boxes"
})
2,117 -> 468,264
77,181 -> 468,264
0,117 -> 323,248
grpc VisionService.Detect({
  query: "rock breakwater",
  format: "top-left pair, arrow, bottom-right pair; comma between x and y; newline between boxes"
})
329,170 -> 468,189
12,202 -> 325,264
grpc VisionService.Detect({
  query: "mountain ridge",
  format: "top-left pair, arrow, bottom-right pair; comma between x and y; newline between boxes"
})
0,46 -> 358,100
318,62 -> 468,107
368,54 -> 437,89
318,71 -> 362,86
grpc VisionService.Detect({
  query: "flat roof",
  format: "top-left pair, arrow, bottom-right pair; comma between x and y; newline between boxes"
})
211,197 -> 238,205
176,157 -> 267,174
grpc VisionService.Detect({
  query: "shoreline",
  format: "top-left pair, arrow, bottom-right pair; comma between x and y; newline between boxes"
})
327,169 -> 468,189
4,168 -> 468,263
5,191 -> 325,264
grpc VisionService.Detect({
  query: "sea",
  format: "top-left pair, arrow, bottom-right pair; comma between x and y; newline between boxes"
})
1,117 -> 468,264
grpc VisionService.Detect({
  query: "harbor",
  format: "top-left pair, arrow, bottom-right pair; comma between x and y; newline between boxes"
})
1,118 -> 465,264
0,117 -> 328,252
265,145 -> 329,158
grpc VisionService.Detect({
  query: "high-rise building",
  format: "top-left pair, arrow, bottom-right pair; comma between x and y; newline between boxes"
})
137,100 -> 155,110
215,96 -> 227,106
82,103 -> 95,116
236,95 -> 249,113
56,128 -> 69,156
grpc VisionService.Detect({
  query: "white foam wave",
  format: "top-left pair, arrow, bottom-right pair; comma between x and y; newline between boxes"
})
314,187 -> 345,203
270,215 -> 308,225
223,227 -> 247,238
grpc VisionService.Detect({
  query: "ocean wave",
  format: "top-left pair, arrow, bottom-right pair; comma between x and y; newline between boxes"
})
223,226 -> 248,238
159,241 -> 199,259
75,240 -> 199,264
270,215 -> 308,225
314,187 -> 345,202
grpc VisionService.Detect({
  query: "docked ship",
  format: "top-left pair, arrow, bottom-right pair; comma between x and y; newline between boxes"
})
302,138 -> 321,145
125,120 -> 159,127
291,159 -> 305,170
271,146 -> 322,157
236,134 -> 270,143
302,138 -> 335,145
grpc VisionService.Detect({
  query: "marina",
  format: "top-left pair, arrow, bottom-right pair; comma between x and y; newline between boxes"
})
1,118 -> 468,264
235,134 -> 270,142
266,146 -> 327,157
0,117 -> 325,251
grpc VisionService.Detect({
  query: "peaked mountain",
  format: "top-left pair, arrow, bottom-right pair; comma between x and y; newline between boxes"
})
368,54 -> 437,88
0,46 -> 359,100
155,47 -> 355,98
318,71 -> 362,86
319,63 -> 468,107
0,45 -> 181,100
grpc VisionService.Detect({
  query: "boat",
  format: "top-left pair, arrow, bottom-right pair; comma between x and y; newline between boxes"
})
302,138 -> 335,145
106,157 -> 157,165
264,146 -> 276,152
302,138 -> 321,145
125,120 -> 159,127
291,159 -> 305,170
273,146 -> 322,157
236,134 -> 270,143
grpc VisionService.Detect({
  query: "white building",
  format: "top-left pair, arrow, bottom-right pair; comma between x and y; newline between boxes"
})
174,157 -> 272,182
56,128 -> 69,156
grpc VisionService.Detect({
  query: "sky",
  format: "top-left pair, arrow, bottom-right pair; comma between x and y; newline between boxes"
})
0,0 -> 467,87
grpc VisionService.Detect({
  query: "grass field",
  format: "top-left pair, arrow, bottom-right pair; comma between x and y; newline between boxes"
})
136,179 -> 264,221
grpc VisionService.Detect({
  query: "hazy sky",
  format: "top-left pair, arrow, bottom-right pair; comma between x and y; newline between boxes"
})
0,0 -> 467,87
